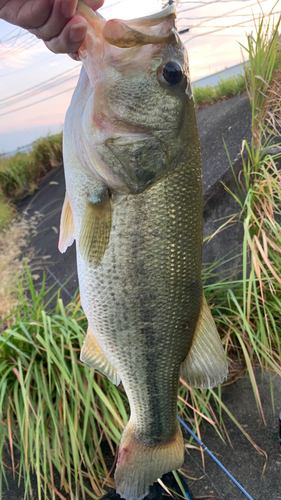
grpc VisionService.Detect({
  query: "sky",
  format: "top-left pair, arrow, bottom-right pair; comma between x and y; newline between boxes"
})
0,0 -> 280,154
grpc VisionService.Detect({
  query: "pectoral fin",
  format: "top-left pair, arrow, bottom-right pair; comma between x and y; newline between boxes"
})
79,188 -> 112,267
58,192 -> 75,253
80,329 -> 121,386
180,295 -> 228,389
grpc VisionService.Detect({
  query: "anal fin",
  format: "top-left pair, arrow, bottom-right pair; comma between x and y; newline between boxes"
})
79,188 -> 112,267
180,295 -> 228,389
80,329 -> 121,386
58,192 -> 75,253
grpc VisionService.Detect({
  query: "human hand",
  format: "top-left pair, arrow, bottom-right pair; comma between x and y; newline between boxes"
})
0,0 -> 104,57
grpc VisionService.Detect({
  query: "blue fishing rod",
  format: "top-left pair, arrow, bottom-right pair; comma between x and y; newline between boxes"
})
178,416 -> 255,500
279,412 -> 281,453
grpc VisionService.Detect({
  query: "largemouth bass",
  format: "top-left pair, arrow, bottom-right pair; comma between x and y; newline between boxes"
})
59,3 -> 228,500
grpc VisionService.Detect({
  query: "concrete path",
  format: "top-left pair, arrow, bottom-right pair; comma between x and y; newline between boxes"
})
5,93 -> 281,500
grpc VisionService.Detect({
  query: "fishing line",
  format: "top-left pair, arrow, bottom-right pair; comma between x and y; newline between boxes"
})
47,268 -> 77,302
178,416 -> 255,500
279,412 -> 281,453
183,448 -> 225,500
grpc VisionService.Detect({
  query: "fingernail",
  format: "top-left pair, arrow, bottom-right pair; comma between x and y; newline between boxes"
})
70,22 -> 87,42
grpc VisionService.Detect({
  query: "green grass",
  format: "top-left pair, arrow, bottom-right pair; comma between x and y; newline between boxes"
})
0,133 -> 63,229
0,196 -> 14,230
193,72 -> 246,108
241,13 -> 281,146
203,10 -> 281,420
0,264 -> 262,500
0,268 -> 128,500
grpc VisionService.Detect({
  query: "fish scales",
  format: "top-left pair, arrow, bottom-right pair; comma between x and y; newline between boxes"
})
78,148 -> 203,442
59,3 -> 228,500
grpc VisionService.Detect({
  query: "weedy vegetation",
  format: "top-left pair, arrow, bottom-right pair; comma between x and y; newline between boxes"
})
0,214 -> 43,331
1,8 -> 281,500
0,276 -> 129,500
193,72 -> 246,108
0,133 -> 63,229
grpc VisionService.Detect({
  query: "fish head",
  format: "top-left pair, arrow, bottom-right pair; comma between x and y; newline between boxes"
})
77,2 -> 198,193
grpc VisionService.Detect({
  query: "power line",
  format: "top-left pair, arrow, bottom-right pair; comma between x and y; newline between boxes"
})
0,66 -> 80,105
183,8 -> 280,41
100,0 -> 129,10
0,0 -> 277,122
0,54 -> 65,78
0,30 -> 28,46
0,26 -> 23,44
0,85 -> 76,117
0,73 -> 79,111
178,0 -> 255,3
178,0 -> 269,27
178,0 -> 255,14
0,35 -> 40,60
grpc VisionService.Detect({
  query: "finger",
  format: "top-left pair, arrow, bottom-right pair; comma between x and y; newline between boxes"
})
83,0 -> 104,9
29,0 -> 104,43
0,0 -> 53,29
29,0 -> 77,41
66,0 -> 105,58
44,15 -> 88,54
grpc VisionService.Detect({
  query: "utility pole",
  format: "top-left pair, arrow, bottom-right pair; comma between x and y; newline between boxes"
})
161,0 -> 190,35
162,0 -> 175,8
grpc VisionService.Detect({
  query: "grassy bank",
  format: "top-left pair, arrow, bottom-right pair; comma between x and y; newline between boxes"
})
0,133 -> 63,228
193,72 -> 246,108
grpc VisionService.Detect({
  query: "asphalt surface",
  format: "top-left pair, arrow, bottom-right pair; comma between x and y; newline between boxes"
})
4,93 -> 281,500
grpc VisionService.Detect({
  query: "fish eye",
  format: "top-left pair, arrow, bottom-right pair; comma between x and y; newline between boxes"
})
162,61 -> 183,85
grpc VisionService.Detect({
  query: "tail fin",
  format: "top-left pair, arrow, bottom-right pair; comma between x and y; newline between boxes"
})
115,420 -> 184,500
